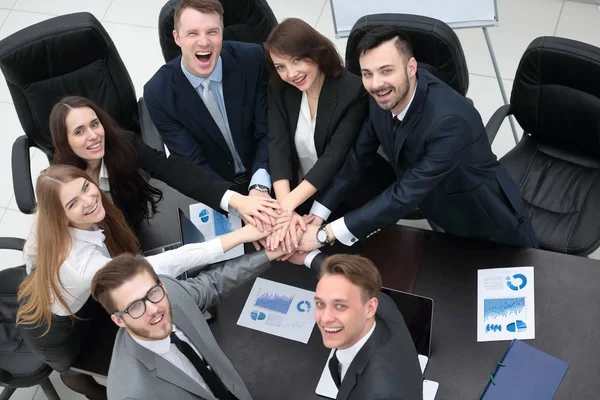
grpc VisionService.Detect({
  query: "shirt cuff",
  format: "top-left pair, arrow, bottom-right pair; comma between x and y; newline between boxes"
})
304,250 -> 322,269
330,217 -> 359,246
249,168 -> 271,190
310,201 -> 332,221
220,189 -> 237,212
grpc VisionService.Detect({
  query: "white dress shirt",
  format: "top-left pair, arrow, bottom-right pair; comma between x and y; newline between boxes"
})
310,85 -> 419,246
294,92 -> 319,179
330,322 -> 377,381
24,226 -> 223,316
131,324 -> 214,397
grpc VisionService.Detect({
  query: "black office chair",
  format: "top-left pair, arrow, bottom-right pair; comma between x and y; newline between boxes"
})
0,238 -> 60,400
486,36 -> 600,256
0,12 -> 164,215
158,0 -> 278,63
345,13 -> 469,96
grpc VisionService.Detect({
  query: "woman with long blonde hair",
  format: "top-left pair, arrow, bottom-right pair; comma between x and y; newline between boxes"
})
17,164 -> 270,399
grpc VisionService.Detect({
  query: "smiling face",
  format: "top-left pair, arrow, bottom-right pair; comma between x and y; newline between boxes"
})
65,107 -> 105,162
314,273 -> 378,350
58,177 -> 106,231
110,271 -> 173,341
174,7 -> 223,78
269,53 -> 322,92
359,38 -> 417,115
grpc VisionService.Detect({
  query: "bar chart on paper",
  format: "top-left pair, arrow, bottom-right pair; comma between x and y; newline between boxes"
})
237,278 -> 316,343
477,267 -> 535,342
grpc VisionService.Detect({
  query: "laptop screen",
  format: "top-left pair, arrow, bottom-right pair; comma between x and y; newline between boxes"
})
178,208 -> 205,245
381,287 -> 433,357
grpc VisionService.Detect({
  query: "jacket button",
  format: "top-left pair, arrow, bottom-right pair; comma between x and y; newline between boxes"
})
351,238 -> 356,242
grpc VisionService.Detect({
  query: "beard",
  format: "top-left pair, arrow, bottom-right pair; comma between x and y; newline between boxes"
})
370,70 -> 410,111
126,301 -> 173,341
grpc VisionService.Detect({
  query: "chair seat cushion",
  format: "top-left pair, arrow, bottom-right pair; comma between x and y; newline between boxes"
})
502,135 -> 600,255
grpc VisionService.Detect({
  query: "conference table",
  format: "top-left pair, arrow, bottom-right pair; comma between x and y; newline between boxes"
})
74,224 -> 600,399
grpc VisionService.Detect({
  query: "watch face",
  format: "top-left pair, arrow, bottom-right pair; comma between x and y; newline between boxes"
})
317,229 -> 327,243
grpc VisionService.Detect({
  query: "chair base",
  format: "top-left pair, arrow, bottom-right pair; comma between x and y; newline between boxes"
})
0,387 -> 17,400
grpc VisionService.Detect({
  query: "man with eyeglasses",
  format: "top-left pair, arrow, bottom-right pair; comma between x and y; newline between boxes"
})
91,250 -> 285,400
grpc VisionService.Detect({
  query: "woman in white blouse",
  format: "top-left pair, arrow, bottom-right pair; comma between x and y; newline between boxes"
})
16,164 -> 271,399
264,18 -> 369,252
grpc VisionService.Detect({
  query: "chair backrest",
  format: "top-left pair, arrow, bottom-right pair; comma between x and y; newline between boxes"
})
0,12 -> 140,159
511,36 -> 600,159
158,0 -> 278,63
345,13 -> 469,96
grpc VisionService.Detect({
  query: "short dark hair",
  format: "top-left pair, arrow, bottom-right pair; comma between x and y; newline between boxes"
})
264,18 -> 343,78
174,0 -> 224,31
356,26 -> 413,61
91,253 -> 159,314
320,255 -> 382,302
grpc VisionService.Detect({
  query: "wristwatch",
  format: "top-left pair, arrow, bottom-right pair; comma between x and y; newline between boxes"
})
316,225 -> 333,246
248,184 -> 270,193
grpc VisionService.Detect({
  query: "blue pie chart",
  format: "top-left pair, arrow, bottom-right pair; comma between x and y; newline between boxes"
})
250,311 -> 266,321
506,320 -> 527,332
296,300 -> 311,312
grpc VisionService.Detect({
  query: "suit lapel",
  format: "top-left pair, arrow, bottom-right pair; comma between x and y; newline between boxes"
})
336,321 -> 388,400
314,76 -> 338,155
221,49 -> 245,158
283,85 -> 302,144
124,328 -> 212,399
172,57 -> 230,153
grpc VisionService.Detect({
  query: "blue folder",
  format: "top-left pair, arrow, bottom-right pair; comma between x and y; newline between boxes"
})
481,340 -> 569,400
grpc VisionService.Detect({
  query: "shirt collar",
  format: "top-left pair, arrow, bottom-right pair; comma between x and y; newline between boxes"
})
130,324 -> 181,356
68,225 -> 104,247
392,79 -> 418,121
336,321 -> 377,368
180,56 -> 223,89
98,159 -> 110,191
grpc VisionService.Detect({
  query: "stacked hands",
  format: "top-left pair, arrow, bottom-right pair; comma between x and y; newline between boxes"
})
231,190 -> 325,263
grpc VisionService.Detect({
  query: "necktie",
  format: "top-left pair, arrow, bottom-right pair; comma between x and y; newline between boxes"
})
328,350 -> 342,388
201,80 -> 245,173
391,115 -> 401,133
170,332 -> 233,400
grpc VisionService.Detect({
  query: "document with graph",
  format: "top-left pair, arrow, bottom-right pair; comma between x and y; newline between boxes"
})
477,266 -> 535,342
189,203 -> 243,263
237,278 -> 316,343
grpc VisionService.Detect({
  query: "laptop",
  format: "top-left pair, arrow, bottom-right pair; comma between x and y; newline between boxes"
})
143,208 -> 204,257
316,288 -> 438,399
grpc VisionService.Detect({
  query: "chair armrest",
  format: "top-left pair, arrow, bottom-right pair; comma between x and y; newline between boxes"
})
485,104 -> 512,144
11,135 -> 36,214
0,237 -> 25,251
138,97 -> 165,154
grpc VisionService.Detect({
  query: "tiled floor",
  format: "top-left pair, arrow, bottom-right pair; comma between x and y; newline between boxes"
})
0,1 -> 599,398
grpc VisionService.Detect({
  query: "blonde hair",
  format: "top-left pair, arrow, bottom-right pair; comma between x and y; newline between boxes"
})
17,165 -> 140,333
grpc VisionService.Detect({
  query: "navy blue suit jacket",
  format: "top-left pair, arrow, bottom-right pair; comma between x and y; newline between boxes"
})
144,41 -> 269,182
320,69 -> 537,248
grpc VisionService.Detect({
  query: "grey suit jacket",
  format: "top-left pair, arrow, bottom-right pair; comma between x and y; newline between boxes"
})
337,293 -> 423,400
107,251 -> 272,400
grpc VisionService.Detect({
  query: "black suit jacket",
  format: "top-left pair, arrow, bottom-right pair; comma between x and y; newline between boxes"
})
268,68 -> 368,191
122,130 -> 231,213
319,69 -> 537,248
337,293 -> 423,400
144,41 -> 269,183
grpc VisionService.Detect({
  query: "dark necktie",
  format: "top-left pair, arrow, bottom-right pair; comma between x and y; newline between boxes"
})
391,115 -> 401,134
170,332 -> 233,400
328,350 -> 342,388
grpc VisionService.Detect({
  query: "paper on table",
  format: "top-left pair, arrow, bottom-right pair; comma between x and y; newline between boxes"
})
316,350 -> 438,399
477,266 -> 535,342
189,203 -> 244,263
237,278 -> 316,343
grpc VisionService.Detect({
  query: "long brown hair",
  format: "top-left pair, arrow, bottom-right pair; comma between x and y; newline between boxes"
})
17,165 -> 140,333
49,96 -> 162,229
264,18 -> 343,80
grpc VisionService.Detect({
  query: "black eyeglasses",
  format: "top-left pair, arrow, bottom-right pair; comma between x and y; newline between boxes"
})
113,283 -> 166,319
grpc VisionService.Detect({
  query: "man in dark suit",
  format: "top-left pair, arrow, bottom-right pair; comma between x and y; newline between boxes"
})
91,249 -> 288,400
297,26 -> 537,252
312,254 -> 422,400
144,0 -> 270,198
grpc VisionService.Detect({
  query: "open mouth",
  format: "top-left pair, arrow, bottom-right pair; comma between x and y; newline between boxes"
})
87,142 -> 102,151
150,314 -> 164,326
375,89 -> 393,98
292,75 -> 307,85
323,327 -> 343,335
85,201 -> 98,216
195,51 -> 211,64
